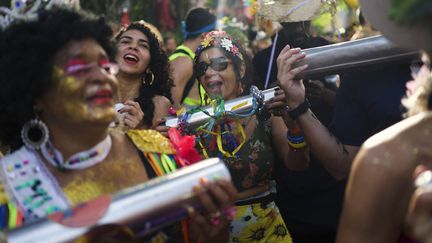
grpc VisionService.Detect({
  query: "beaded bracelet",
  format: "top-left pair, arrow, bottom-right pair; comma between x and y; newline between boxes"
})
288,125 -> 303,136
287,131 -> 307,150
287,135 -> 305,143
287,140 -> 307,149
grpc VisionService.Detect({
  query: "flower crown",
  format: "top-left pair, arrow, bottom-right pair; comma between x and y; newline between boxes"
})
0,0 -> 78,30
196,30 -> 244,61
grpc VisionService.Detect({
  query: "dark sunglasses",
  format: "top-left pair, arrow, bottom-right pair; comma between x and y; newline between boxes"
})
195,57 -> 231,77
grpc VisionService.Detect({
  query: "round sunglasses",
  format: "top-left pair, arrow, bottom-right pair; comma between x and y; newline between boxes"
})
195,57 -> 231,77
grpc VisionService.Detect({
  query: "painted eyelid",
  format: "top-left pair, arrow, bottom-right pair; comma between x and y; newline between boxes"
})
99,59 -> 110,65
65,63 -> 91,74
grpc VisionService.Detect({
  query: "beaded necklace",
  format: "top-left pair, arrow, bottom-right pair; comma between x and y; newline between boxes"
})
41,136 -> 112,170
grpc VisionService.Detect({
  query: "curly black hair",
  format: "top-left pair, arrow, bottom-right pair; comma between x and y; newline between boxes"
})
0,7 -> 116,151
115,22 -> 174,126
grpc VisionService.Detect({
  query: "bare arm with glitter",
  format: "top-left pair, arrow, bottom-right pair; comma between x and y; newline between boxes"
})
277,45 -> 359,180
337,111 -> 432,242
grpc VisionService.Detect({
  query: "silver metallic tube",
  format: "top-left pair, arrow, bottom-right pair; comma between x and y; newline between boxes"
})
5,158 -> 230,243
294,35 -> 421,79
165,86 -> 277,128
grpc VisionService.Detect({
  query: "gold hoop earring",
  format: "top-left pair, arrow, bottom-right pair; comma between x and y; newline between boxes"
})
145,70 -> 155,85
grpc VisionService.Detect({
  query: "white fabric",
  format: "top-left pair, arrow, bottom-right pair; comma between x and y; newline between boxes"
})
0,147 -> 69,219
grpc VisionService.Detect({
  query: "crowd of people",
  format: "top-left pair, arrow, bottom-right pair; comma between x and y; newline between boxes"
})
0,0 -> 430,242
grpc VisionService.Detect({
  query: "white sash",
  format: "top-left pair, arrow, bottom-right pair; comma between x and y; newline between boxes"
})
0,147 -> 69,220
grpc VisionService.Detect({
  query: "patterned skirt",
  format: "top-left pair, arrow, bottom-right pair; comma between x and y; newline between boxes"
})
230,197 -> 292,243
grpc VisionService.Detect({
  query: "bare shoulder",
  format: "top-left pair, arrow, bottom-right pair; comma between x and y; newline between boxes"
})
170,56 -> 193,70
361,111 -> 432,170
365,112 -> 432,146
348,112 -> 432,193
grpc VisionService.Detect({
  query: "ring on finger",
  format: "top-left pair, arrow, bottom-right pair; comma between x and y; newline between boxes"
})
209,211 -> 221,225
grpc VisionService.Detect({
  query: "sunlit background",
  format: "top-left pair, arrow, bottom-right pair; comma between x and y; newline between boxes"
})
0,0 -> 364,47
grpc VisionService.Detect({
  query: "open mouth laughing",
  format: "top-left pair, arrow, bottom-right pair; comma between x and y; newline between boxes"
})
123,53 -> 139,65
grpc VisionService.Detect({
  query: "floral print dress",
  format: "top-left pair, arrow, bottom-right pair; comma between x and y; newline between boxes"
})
203,116 -> 292,243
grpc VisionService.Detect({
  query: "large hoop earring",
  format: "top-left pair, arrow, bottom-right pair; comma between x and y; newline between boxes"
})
21,119 -> 49,150
143,70 -> 155,85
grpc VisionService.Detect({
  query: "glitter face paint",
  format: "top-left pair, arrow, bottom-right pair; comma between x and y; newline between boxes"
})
49,67 -> 116,124
41,39 -> 118,124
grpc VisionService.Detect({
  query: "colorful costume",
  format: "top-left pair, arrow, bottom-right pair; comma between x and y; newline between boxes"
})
0,129 -> 198,242
203,117 -> 292,243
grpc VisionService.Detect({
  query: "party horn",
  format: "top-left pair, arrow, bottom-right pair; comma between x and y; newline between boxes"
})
4,158 -> 230,243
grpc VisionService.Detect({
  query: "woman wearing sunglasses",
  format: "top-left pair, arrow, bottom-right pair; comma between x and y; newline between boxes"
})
0,7 -> 236,242
114,21 -> 173,132
193,30 -> 309,242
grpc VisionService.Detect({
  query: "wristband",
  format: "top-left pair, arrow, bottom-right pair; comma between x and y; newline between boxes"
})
286,99 -> 311,120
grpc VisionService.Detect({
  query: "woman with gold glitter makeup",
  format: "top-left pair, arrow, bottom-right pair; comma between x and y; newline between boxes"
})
114,21 -> 173,133
0,6 -> 236,242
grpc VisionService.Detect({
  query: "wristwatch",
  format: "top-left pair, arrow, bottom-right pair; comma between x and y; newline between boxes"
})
286,99 -> 311,120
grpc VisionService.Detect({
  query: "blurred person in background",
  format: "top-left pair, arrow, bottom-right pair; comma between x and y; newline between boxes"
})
169,7 -> 216,108
164,35 -> 177,56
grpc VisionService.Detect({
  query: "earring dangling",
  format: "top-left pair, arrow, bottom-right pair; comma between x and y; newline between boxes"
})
146,70 -> 155,85
21,119 -> 49,150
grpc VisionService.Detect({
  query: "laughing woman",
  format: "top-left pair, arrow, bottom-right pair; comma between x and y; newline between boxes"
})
114,21 -> 173,131
193,30 -> 309,242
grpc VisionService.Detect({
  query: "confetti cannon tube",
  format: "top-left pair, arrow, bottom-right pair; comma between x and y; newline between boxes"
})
294,35 -> 421,79
4,158 -> 230,243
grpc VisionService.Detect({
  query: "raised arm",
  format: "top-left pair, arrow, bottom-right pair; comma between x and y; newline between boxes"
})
276,45 -> 359,180
267,88 -> 310,170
